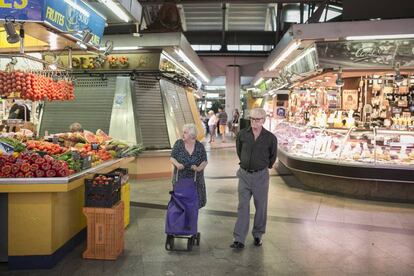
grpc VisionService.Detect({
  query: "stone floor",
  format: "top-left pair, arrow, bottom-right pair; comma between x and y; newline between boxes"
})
1,140 -> 414,275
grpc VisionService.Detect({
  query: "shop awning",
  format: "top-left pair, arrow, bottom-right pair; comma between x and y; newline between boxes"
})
103,32 -> 211,84
254,18 -> 414,88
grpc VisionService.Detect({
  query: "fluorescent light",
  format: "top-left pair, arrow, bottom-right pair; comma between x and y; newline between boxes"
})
204,85 -> 225,90
175,49 -> 210,83
254,78 -> 264,86
49,63 -> 57,70
113,46 -> 141,50
76,41 -> 87,49
64,0 -> 90,17
346,34 -> 414,40
268,41 -> 300,71
162,52 -> 197,80
49,33 -> 59,50
99,0 -> 130,22
206,93 -> 219,98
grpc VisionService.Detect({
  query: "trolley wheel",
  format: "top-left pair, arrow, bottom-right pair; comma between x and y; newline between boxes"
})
165,235 -> 174,251
187,237 -> 194,251
196,232 -> 200,246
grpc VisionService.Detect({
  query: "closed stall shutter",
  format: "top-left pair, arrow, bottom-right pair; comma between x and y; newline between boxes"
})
134,76 -> 170,149
160,79 -> 186,133
176,86 -> 195,124
39,77 -> 116,135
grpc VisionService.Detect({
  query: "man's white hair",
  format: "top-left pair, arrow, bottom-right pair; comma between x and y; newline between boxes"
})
250,108 -> 267,120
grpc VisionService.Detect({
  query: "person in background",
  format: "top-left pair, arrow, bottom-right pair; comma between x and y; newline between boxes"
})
201,111 -> 209,136
69,122 -> 84,133
170,123 -> 208,208
8,100 -> 31,121
230,109 -> 240,138
230,108 -> 278,249
218,107 -> 228,143
207,110 -> 217,143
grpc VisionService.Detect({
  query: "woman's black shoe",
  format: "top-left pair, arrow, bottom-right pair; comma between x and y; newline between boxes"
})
230,241 -> 245,249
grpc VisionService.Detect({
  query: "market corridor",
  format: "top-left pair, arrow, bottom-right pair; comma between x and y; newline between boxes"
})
1,146 -> 414,276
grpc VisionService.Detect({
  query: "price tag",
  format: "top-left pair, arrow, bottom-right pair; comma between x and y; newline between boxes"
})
71,151 -> 80,160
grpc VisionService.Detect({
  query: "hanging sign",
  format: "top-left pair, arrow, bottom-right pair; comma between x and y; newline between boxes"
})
43,0 -> 106,47
0,0 -> 44,21
0,0 -> 106,47
317,40 -> 414,69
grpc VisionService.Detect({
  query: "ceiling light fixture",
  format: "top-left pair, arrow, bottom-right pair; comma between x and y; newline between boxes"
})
4,20 -> 20,44
113,46 -> 141,51
254,77 -> 264,86
162,52 -> 197,80
268,41 -> 301,71
336,67 -> 345,87
99,0 -> 130,22
346,34 -> 414,41
175,49 -> 210,83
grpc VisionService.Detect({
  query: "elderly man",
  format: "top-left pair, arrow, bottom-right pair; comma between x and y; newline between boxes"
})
230,108 -> 278,249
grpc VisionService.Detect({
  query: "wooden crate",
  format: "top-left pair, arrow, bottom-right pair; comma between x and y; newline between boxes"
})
82,201 -> 124,260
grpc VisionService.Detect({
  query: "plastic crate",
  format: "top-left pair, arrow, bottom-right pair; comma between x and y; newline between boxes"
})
121,183 -> 130,228
84,175 -> 122,208
108,168 -> 129,185
83,201 -> 124,260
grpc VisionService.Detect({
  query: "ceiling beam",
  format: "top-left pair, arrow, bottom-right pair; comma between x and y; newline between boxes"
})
185,31 -> 277,45
138,0 -> 326,5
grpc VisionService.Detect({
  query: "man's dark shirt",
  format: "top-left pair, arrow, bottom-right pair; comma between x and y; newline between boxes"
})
236,127 -> 278,171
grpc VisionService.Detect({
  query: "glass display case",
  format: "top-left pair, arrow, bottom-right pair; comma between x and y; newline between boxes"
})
275,122 -> 414,168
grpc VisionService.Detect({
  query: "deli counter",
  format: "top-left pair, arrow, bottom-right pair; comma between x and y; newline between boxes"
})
274,122 -> 414,202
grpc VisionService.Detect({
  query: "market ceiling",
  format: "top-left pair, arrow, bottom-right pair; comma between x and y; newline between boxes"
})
100,0 -> 344,54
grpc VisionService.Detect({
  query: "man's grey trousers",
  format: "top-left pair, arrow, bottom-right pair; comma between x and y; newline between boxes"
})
233,168 -> 270,244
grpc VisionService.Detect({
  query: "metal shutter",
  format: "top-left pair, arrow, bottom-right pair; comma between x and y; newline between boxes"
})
176,86 -> 195,124
39,77 -> 116,135
160,79 -> 186,132
134,76 -> 170,149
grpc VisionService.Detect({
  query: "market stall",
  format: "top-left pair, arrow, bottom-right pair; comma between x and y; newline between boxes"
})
0,127 -> 141,266
254,18 -> 414,202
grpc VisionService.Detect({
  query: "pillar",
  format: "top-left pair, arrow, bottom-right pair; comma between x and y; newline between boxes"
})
225,65 -> 240,118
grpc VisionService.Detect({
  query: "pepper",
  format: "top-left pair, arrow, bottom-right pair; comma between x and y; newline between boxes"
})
11,164 -> 20,174
20,162 -> 31,173
35,157 -> 45,164
46,170 -> 56,177
36,170 -> 45,177
41,162 -> 51,171
15,172 -> 25,178
30,163 -> 39,172
25,171 -> 34,178
1,165 -> 12,175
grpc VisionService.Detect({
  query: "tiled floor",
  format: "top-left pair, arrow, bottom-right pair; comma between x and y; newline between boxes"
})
1,142 -> 414,275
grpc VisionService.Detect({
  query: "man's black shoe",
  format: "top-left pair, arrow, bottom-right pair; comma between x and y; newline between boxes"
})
254,237 -> 262,246
230,241 -> 245,249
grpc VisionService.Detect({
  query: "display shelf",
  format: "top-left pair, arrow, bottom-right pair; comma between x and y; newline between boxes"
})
0,157 -> 134,192
275,122 -> 414,169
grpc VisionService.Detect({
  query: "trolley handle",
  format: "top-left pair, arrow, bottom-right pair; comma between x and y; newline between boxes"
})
175,165 -> 197,182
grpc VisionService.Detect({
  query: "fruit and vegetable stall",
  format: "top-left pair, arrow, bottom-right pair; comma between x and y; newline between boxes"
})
0,129 -> 142,269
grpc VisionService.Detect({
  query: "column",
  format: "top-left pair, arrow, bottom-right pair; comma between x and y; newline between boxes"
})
225,65 -> 241,118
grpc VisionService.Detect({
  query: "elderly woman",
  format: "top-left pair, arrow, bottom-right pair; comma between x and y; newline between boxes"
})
170,123 -> 208,208
69,122 -> 84,133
